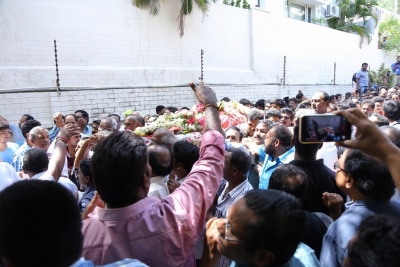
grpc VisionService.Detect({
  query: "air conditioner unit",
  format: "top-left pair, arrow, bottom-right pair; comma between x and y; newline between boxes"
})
325,4 -> 340,18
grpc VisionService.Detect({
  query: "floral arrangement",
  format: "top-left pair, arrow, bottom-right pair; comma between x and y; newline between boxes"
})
133,101 -> 250,137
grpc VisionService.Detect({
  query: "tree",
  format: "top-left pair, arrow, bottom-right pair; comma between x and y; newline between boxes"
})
379,16 -> 400,52
378,0 -> 400,14
326,0 -> 379,47
369,62 -> 395,86
132,0 -> 214,37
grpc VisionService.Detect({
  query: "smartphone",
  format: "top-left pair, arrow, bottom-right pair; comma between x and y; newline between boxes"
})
299,114 -> 352,144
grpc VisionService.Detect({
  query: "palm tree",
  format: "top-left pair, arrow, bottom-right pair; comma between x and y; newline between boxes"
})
132,0 -> 212,37
327,0 -> 379,47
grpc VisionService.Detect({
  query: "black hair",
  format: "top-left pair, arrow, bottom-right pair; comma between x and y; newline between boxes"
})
293,125 -> 320,160
92,132 -> 148,206
296,93 -> 304,100
22,148 -> 48,174
226,126 -> 244,141
180,107 -> 190,111
21,119 -> 41,139
239,98 -> 251,106
270,99 -> 286,108
362,62 -> 368,66
257,120 -> 277,131
335,94 -> 342,99
289,97 -> 298,104
255,99 -> 265,110
338,101 -> 357,110
348,215 -> 400,267
345,92 -> 352,99
22,114 -> 34,121
370,113 -> 389,127
156,105 -> 166,114
165,106 -> 178,113
248,109 -> 262,121
344,149 -> 395,201
380,126 -> 400,148
244,190 -> 305,265
75,110 -> 89,120
273,125 -> 293,149
362,100 -> 375,109
109,114 -> 121,122
329,95 -> 335,101
80,159 -> 92,180
372,96 -> 385,104
269,164 -> 308,204
265,109 -> 282,119
383,100 -> 400,120
221,97 -> 231,102
0,121 -> 9,131
0,180 -> 82,267
173,141 -> 200,174
229,148 -> 251,175
148,144 -> 173,177
280,107 -> 294,119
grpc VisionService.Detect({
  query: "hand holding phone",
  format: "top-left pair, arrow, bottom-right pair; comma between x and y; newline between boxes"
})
299,114 -> 352,144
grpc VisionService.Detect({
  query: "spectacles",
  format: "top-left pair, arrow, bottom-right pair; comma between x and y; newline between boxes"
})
219,210 -> 249,244
0,130 -> 11,136
334,161 -> 348,173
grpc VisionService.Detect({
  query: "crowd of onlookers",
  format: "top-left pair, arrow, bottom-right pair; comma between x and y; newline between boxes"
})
1,82 -> 400,267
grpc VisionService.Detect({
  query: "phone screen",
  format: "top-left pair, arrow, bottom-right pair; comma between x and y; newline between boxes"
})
299,115 -> 352,143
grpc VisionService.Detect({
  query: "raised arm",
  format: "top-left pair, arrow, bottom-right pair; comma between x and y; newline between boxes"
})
47,124 -> 80,182
336,108 -> 400,191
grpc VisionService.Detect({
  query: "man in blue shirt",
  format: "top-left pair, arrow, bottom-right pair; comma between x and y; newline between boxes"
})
258,125 -> 294,189
391,56 -> 400,86
355,63 -> 369,94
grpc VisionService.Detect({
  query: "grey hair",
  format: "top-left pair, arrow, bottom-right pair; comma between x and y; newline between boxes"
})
248,109 -> 262,121
160,134 -> 177,147
29,126 -> 47,140
97,130 -> 113,141
101,117 -> 118,130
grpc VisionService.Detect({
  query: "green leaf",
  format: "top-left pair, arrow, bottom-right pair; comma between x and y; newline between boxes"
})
132,0 -> 161,16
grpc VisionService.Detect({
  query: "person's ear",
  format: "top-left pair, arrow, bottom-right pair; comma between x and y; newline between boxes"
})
22,166 -> 27,174
232,167 -> 238,176
345,176 -> 354,189
85,175 -> 91,184
176,162 -> 182,172
253,249 -> 275,267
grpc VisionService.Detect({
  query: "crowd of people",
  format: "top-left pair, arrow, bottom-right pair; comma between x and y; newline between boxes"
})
1,81 -> 400,267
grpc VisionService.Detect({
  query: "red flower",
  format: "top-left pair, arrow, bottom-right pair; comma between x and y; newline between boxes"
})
187,117 -> 196,125
196,102 -> 205,113
198,117 -> 205,126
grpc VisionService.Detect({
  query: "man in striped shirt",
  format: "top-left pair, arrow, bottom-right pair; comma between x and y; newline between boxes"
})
215,148 -> 253,267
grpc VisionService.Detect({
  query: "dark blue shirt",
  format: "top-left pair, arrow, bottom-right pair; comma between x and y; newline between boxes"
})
79,186 -> 95,213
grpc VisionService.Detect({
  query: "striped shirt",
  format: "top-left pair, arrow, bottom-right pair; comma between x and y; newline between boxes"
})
11,142 -> 31,172
215,179 -> 253,267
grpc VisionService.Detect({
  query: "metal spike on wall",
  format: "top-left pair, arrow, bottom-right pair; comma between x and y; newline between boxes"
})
283,56 -> 286,86
200,49 -> 204,81
54,40 -> 61,96
334,62 -> 336,85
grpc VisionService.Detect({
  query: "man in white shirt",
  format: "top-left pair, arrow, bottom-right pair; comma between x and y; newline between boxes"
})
147,144 -> 173,199
0,162 -> 22,192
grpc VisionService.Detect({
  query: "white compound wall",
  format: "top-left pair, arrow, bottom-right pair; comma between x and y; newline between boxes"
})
0,0 -> 396,126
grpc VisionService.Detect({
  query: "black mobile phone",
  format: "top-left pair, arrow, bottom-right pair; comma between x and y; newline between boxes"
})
387,71 -> 391,75
299,114 -> 352,144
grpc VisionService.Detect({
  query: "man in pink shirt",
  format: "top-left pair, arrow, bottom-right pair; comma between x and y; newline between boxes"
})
81,82 -> 225,266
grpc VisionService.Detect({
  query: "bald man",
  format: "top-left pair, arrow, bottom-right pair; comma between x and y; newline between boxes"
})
151,128 -> 177,149
147,144 -> 173,200
124,115 -> 144,132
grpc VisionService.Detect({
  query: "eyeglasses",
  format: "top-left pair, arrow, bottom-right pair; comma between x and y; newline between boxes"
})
219,210 -> 249,245
334,161 -> 348,173
0,130 -> 11,136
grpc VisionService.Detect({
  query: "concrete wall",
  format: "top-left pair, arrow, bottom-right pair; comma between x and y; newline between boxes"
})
0,0 -> 393,126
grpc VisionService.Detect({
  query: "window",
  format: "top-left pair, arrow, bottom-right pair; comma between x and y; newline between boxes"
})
289,3 -> 313,23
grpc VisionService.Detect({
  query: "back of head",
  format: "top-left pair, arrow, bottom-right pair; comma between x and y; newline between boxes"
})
383,100 -> 400,120
244,189 -> 305,265
0,180 -> 82,267
269,164 -> 308,204
380,126 -> 400,148
80,158 -> 92,178
270,99 -> 286,108
344,149 -> 395,201
293,124 -> 320,159
22,114 -> 34,121
173,141 -> 199,173
229,148 -> 251,175
255,99 -> 265,110
156,105 -> 165,114
148,144 -> 173,177
153,128 -> 177,147
348,215 -> 400,267
92,132 -> 148,206
21,119 -> 41,139
345,92 -> 352,99
369,112 -> 389,127
272,125 -> 292,149
239,98 -> 251,106
372,96 -> 384,104
22,148 -> 49,174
